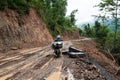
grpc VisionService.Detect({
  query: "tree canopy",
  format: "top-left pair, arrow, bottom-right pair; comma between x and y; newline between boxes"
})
95,0 -> 120,51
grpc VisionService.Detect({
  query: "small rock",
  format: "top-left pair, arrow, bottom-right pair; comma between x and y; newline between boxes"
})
11,47 -> 18,50
116,68 -> 120,75
80,78 -> 85,80
0,48 -> 2,51
65,77 -> 68,80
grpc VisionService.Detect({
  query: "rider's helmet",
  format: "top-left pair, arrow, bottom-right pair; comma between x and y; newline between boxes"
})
57,35 -> 61,38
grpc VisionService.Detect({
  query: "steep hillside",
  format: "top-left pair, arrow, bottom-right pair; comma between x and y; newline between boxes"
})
0,9 -> 53,51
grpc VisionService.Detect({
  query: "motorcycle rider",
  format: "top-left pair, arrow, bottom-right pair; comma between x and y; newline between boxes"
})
51,35 -> 63,57
55,35 -> 63,41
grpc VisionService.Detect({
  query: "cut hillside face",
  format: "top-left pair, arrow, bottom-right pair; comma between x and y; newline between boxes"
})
62,30 -> 80,40
0,9 -> 53,52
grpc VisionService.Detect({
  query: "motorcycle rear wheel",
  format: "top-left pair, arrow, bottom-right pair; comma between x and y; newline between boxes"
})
54,49 -> 61,58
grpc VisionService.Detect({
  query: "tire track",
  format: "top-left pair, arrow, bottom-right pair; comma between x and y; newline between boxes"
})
0,47 -> 52,80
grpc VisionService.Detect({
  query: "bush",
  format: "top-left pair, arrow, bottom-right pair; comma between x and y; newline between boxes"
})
0,0 -> 8,10
0,0 -> 30,14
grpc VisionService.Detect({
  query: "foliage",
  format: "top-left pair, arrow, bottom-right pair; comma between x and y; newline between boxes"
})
104,29 -> 120,53
81,21 -> 110,48
69,9 -> 78,27
81,21 -> 120,65
82,24 -> 94,37
95,25 -> 110,48
96,0 -> 120,52
0,0 -> 30,14
0,0 -> 8,10
30,0 -> 79,37
104,31 -> 114,51
93,0 -> 120,64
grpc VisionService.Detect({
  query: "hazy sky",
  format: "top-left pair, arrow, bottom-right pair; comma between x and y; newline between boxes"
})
66,0 -> 101,24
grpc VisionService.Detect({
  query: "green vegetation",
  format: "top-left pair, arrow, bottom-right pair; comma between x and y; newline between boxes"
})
0,0 -> 79,37
0,0 -> 30,14
96,0 -> 120,65
80,0 -> 120,65
81,21 -> 120,65
95,0 -> 120,51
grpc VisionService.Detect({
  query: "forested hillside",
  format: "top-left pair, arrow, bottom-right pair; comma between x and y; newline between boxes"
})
0,0 -> 81,51
0,0 -> 80,37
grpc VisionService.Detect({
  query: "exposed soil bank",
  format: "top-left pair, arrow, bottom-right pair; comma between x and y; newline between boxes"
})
0,9 -> 53,52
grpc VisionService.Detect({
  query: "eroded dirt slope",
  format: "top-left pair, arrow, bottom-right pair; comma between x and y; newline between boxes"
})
0,9 -> 53,51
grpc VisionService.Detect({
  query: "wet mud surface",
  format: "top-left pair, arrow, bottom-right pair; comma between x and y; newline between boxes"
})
0,41 -> 117,80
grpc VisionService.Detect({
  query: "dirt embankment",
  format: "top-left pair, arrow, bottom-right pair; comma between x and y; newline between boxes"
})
0,9 -> 53,51
62,30 -> 80,40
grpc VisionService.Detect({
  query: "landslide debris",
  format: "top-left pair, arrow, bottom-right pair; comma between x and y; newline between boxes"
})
72,38 -> 120,80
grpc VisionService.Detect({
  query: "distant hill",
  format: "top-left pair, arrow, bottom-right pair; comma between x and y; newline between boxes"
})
76,21 -> 94,29
103,19 -> 115,30
76,19 -> 120,31
103,19 -> 120,31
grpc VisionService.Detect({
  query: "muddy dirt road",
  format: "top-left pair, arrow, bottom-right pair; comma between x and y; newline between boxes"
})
0,42 -> 70,80
0,41 -> 113,80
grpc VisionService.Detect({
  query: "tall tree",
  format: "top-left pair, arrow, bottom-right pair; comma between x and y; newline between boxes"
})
83,23 -> 93,37
94,21 -> 101,37
69,9 -> 78,27
31,0 -> 67,35
97,0 -> 120,50
93,21 -> 110,48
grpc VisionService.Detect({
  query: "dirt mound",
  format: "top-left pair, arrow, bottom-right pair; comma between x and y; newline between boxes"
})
0,9 -> 53,52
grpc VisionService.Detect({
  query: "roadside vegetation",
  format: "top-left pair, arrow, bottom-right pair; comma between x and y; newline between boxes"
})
81,0 -> 120,65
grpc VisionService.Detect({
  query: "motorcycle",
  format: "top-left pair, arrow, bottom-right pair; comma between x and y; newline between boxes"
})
51,41 -> 63,57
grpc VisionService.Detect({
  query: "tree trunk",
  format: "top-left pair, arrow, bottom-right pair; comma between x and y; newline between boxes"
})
113,0 -> 118,51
